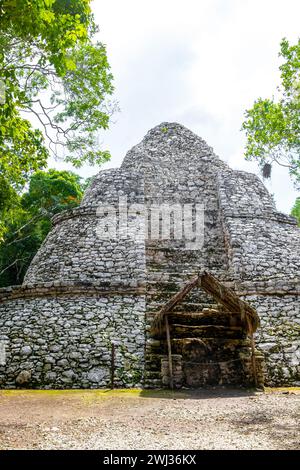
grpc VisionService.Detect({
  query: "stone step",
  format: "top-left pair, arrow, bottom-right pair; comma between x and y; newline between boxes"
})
145,353 -> 165,367
144,371 -> 162,380
171,337 -> 251,360
145,339 -> 251,362
182,361 -> 248,387
168,311 -> 242,327
146,303 -> 220,314
173,302 -> 220,311
146,259 -> 225,271
146,288 -> 199,299
143,381 -> 163,389
145,339 -> 162,354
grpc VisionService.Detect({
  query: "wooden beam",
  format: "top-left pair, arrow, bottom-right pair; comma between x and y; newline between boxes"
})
199,271 -> 259,332
111,343 -> 115,389
159,277 -> 199,317
171,324 -> 244,339
251,334 -> 258,388
165,316 -> 174,390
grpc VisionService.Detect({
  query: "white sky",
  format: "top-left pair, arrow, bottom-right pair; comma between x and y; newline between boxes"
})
52,0 -> 300,214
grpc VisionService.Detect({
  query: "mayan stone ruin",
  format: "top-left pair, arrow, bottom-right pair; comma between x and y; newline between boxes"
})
0,122 -> 299,389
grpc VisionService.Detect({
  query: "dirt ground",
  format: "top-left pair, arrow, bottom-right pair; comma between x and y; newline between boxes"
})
0,388 -> 299,450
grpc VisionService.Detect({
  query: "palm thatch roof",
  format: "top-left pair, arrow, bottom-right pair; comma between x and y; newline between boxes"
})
151,271 -> 259,337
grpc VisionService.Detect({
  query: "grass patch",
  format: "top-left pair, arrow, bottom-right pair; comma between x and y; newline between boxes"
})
0,388 -> 186,401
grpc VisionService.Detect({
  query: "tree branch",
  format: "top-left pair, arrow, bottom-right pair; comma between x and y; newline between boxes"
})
0,258 -> 26,277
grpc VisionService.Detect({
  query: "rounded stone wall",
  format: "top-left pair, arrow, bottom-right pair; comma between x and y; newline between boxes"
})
0,122 -> 299,388
0,285 -> 146,388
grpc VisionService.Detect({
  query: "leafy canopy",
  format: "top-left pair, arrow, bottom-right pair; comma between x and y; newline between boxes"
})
242,38 -> 300,187
0,174 -> 18,239
0,169 -> 85,287
0,0 -> 114,191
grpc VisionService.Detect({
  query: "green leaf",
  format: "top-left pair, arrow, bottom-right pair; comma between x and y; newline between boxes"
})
242,38 -> 300,188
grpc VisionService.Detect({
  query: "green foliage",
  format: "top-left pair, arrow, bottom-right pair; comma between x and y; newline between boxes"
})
22,169 -> 83,215
291,197 -> 300,226
0,176 -> 17,213
0,175 -> 19,240
242,38 -> 300,187
0,0 -> 114,189
0,169 -> 85,287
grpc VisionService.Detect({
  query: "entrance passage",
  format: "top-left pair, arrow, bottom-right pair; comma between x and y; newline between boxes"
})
151,272 -> 264,389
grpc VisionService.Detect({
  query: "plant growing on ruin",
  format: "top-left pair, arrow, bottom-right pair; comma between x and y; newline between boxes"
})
242,38 -> 300,187
291,197 -> 300,226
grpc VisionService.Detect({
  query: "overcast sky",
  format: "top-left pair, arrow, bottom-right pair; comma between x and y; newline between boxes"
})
52,0 -> 300,213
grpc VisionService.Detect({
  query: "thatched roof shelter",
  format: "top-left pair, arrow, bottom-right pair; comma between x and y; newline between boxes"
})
151,271 -> 259,338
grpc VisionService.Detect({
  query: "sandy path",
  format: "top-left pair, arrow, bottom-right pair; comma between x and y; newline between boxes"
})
0,388 -> 299,450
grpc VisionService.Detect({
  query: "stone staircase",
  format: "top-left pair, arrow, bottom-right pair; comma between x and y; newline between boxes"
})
144,305 -> 264,388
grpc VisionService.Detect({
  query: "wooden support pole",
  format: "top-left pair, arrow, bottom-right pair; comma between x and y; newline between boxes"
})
165,315 -> 174,390
111,342 -> 115,389
250,334 -> 258,388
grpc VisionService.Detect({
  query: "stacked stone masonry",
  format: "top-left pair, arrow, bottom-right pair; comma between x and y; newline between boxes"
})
0,122 -> 299,388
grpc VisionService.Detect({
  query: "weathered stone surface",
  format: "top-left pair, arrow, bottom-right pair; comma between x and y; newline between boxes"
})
0,295 -> 146,388
15,370 -> 31,386
0,122 -> 299,388
20,346 -> 32,356
87,368 -> 107,384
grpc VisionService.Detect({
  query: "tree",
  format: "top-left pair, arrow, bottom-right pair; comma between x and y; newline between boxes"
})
291,197 -> 300,226
0,169 -> 85,287
242,38 -> 300,187
0,175 -> 19,240
0,0 -> 114,194
22,169 -> 83,214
